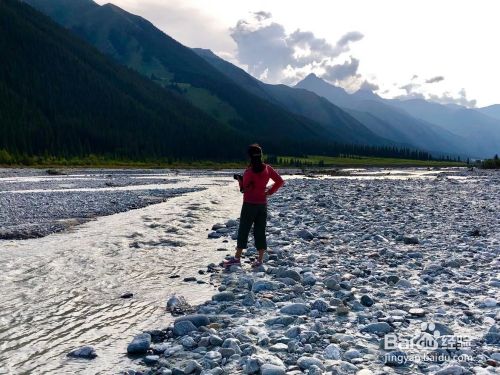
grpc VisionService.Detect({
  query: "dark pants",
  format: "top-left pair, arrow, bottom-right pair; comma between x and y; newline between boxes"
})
237,203 -> 267,250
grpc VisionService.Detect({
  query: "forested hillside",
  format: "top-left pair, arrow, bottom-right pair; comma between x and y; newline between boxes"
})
0,0 -> 245,161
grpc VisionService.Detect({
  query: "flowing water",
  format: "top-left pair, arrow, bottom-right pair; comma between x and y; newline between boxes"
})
0,172 -> 241,374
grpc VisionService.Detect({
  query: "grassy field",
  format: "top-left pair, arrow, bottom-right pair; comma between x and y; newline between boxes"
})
0,154 -> 466,169
277,155 -> 466,168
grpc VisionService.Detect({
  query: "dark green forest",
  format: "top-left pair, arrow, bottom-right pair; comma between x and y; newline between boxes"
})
481,154 -> 500,169
0,0 -> 247,161
0,0 -> 439,164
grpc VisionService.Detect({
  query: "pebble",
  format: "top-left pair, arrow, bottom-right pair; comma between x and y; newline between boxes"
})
360,295 -> 374,307
252,280 -> 279,292
67,346 -> 97,359
173,321 -> 197,337
175,314 -> 210,327
484,326 -> 499,345
302,272 -> 317,286
324,343 -> 341,360
403,236 -> 419,245
260,363 -> 286,375
181,336 -> 196,348
324,275 -> 341,290
277,269 -> 302,282
269,343 -> 288,352
297,229 -> 314,241
280,303 -> 310,316
434,365 -> 472,375
184,359 -> 202,374
311,299 -> 329,312
297,356 -> 325,370
244,357 -> 261,374
344,349 -> 361,360
480,298 -> 498,308
409,307 -> 426,317
143,355 -> 159,365
127,333 -> 151,354
386,275 -> 400,284
212,291 -> 235,302
360,322 -> 393,334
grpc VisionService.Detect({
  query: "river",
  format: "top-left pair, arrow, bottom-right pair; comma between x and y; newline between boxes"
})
0,171 -> 241,374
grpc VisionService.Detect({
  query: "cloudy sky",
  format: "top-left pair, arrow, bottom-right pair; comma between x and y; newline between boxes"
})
95,0 -> 499,107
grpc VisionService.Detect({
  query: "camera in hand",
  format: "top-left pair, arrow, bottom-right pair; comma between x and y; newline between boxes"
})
233,174 -> 243,181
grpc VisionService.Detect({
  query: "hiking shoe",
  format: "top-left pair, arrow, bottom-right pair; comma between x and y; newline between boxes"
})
223,257 -> 241,268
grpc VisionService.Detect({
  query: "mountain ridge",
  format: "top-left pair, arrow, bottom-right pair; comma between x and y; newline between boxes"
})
296,74 -> 498,157
25,0 -> 390,148
193,48 -> 393,147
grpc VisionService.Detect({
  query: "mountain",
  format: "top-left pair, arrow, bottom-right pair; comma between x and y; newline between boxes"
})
25,0 -> 388,149
0,0 -> 244,161
478,104 -> 500,121
389,99 -> 500,156
296,74 -> 355,108
193,49 -> 392,147
296,74 -> 468,155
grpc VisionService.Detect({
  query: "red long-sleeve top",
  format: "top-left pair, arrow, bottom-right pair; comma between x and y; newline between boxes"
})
238,164 -> 284,204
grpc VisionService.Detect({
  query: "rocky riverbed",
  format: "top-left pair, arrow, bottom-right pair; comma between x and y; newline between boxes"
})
0,169 -> 204,239
116,169 -> 499,374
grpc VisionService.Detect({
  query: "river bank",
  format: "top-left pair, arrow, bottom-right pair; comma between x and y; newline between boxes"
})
119,169 -> 499,374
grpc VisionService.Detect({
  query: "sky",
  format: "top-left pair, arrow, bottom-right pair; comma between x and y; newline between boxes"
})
95,0 -> 500,107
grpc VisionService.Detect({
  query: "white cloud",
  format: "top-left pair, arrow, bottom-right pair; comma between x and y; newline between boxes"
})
429,89 -> 477,107
426,76 -> 445,84
395,77 -> 476,107
230,12 -> 367,86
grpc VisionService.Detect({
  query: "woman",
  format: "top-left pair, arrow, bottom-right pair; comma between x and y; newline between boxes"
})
224,144 -> 284,269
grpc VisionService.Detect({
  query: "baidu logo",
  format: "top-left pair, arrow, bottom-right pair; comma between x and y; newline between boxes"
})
384,322 -> 470,351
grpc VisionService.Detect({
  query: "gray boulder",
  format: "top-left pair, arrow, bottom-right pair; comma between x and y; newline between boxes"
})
280,303 -> 310,316
143,355 -> 159,366
297,229 -> 314,241
252,280 -> 279,293
173,321 -> 197,336
297,356 -> 325,370
212,291 -> 235,302
360,295 -> 374,307
184,359 -> 203,374
324,343 -> 341,360
67,346 -> 97,359
484,325 -> 500,345
277,269 -> 302,282
302,272 -> 317,286
127,333 -> 151,354
175,314 -> 209,327
244,357 -> 262,374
